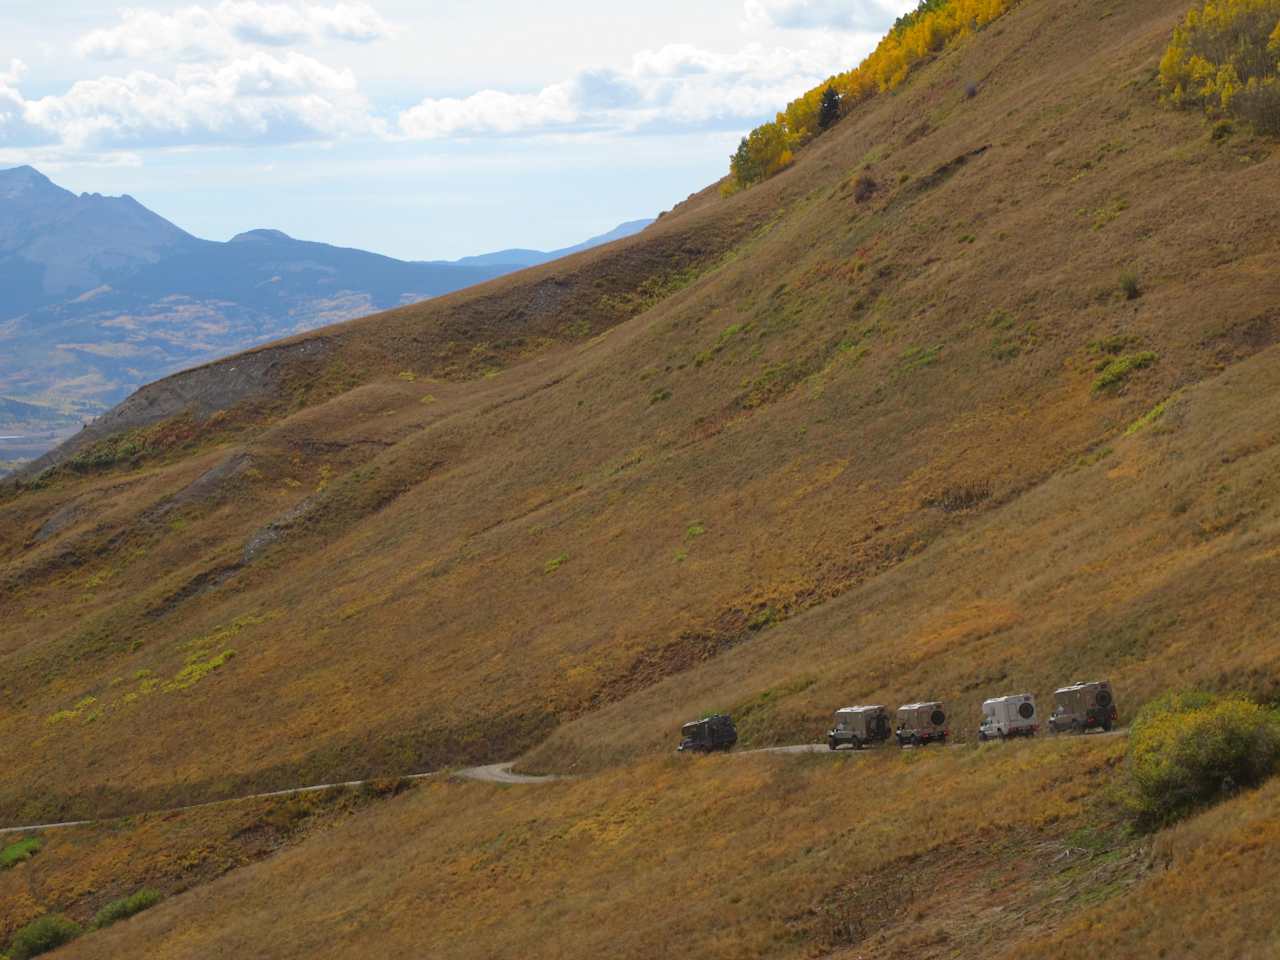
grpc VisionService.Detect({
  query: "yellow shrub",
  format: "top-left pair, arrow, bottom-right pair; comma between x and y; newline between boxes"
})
725,0 -> 1022,191
1127,692 -> 1280,829
1160,0 -> 1280,132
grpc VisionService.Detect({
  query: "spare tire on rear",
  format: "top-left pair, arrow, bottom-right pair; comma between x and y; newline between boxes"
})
1017,701 -> 1035,720
930,709 -> 946,726
1096,689 -> 1112,708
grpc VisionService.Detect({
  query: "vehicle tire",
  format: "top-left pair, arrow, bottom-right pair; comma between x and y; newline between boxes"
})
911,734 -> 921,748
1102,718 -> 1113,732
828,739 -> 837,751
930,709 -> 946,727
853,737 -> 863,751
1096,690 -> 1113,708
978,731 -> 988,743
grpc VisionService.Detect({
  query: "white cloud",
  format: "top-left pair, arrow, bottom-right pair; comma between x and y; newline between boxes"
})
0,2 -> 393,153
76,2 -> 393,62
3,2 -> 896,156
13,52 -> 376,149
396,36 -> 876,140
399,86 -> 578,140
744,0 -> 917,32
0,60 -> 52,147
306,2 -> 392,42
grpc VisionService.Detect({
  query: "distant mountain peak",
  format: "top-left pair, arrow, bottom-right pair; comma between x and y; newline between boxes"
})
0,164 -> 71,202
231,228 -> 294,244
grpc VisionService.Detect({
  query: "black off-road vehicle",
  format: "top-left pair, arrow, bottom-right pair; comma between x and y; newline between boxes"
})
678,714 -> 738,752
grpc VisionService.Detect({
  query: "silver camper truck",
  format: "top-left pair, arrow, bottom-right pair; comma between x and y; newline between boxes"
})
1048,681 -> 1118,733
827,705 -> 891,750
895,702 -> 949,747
977,694 -> 1038,741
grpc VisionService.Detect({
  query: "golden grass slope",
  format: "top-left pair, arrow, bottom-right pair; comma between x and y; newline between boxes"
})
46,741 -> 1280,960
50,740 -> 1132,960
1,0 -> 1279,955
528,336 -> 1280,774
0,782 -> 409,944
2,0 -> 1279,828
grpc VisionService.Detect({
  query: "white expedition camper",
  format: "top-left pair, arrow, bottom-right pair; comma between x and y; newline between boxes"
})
977,693 -> 1038,740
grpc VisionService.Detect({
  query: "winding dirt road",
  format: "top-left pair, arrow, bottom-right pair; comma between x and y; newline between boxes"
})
0,764 -> 564,838
454,763 -> 569,784
0,731 -> 1124,838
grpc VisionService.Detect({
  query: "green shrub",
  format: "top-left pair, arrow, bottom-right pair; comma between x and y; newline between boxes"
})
1119,272 -> 1141,300
8,915 -> 82,960
0,837 -> 42,869
1127,692 -> 1280,830
1093,351 -> 1157,393
91,888 -> 163,929
900,345 -> 942,372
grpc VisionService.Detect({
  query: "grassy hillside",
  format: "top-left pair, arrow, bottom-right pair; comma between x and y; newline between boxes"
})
1,0 -> 1278,955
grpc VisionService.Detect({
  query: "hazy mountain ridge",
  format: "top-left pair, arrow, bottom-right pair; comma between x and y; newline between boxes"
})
444,220 -> 656,268
0,165 -> 652,461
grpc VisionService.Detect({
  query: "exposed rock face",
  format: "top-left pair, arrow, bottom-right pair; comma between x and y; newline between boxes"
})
14,338 -> 333,479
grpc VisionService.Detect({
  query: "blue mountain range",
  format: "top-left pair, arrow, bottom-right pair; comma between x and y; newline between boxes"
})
0,165 -> 651,462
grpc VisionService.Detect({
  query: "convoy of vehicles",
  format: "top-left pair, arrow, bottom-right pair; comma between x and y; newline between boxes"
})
827,705 -> 891,750
1048,680 -> 1118,733
679,683 -> 1117,752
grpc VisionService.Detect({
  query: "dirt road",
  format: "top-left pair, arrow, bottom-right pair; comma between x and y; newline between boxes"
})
0,763 -> 564,837
0,730 -> 1124,837
454,763 -> 567,784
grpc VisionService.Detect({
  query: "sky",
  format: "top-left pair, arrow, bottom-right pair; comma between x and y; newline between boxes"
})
0,0 -> 916,260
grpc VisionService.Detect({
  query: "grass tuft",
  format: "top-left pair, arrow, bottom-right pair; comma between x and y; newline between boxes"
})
1124,396 -> 1173,436
1093,352 -> 1157,393
0,837 -> 42,870
900,344 -> 942,372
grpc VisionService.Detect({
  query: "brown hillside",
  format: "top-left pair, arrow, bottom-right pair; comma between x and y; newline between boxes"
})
2,0 -> 1280,955
3,0 -> 1279,821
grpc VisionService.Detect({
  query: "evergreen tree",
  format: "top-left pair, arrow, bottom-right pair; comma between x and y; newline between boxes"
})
818,85 -> 843,130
